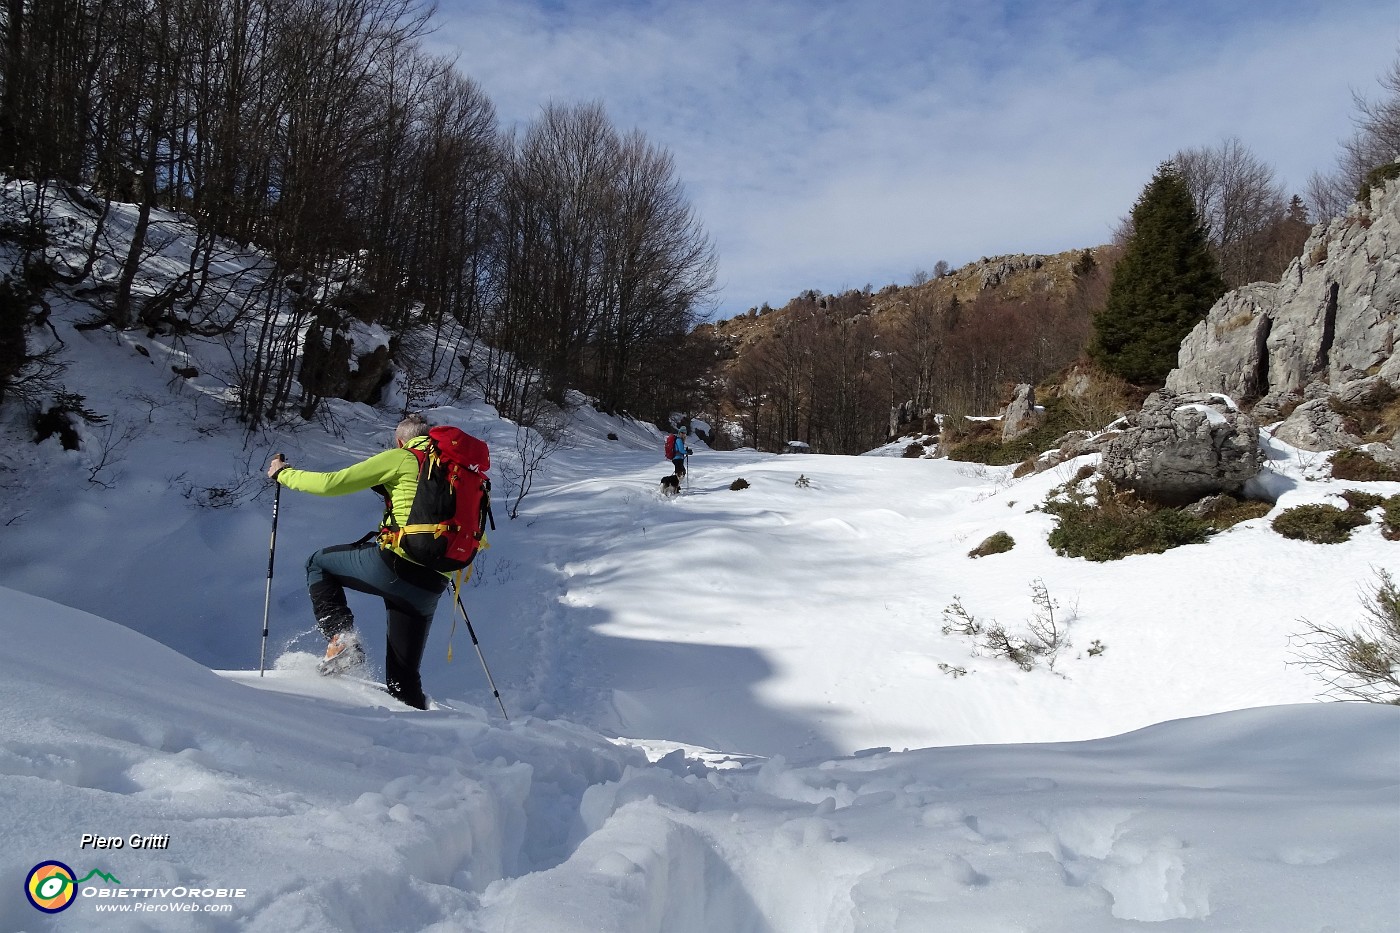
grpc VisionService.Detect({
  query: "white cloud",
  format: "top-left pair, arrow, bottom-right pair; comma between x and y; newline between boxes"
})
430,0 -> 1400,317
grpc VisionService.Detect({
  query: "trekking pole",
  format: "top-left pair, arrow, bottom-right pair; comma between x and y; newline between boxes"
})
455,589 -> 510,721
259,454 -> 284,677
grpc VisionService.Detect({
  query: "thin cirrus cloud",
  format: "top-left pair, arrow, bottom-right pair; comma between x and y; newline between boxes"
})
431,0 -> 1400,319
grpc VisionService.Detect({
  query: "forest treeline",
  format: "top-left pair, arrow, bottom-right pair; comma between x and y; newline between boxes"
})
703,255 -> 1104,454
0,0 -> 715,427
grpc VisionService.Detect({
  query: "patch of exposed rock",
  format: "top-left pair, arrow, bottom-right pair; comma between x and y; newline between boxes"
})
1166,174 -> 1400,400
1101,391 -> 1262,505
1001,384 -> 1041,441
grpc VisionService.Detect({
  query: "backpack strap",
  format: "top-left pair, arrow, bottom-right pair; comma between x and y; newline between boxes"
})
378,443 -> 433,550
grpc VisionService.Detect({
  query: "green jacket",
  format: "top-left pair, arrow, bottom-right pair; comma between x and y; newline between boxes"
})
275,436 -> 431,566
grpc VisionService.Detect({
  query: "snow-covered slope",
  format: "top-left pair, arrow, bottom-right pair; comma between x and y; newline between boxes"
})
3,587 -> 1396,932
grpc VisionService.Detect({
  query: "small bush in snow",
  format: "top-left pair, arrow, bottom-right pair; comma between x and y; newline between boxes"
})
184,478 -> 261,509
32,391 -> 106,450
940,580 -> 1075,673
1330,448 -> 1400,483
1202,497 -> 1273,530
1271,502 -> 1370,544
1340,490 -> 1385,511
941,597 -> 982,639
729,477 -> 749,490
968,531 -> 1015,558
1383,497 -> 1400,541
1024,578 -> 1072,670
1044,477 -> 1211,561
1294,568 -> 1400,704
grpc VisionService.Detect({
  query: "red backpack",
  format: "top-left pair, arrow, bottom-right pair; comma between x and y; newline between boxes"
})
664,434 -> 677,459
380,425 -> 493,572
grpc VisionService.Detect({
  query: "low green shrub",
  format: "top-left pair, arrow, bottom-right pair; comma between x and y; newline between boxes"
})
1044,478 -> 1212,561
1204,498 -> 1273,530
969,531 -> 1015,558
945,437 -> 1003,464
1331,448 -> 1400,482
1384,497 -> 1400,541
1358,161 -> 1400,206
1272,503 -> 1371,543
1340,490 -> 1385,511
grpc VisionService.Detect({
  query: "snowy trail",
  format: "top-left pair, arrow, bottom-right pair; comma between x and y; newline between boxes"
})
471,440 -> 1367,761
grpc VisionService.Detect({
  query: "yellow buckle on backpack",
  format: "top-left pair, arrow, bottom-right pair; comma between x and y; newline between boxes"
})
399,522 -> 451,539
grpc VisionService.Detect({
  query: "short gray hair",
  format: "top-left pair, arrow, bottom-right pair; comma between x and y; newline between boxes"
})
395,413 -> 431,446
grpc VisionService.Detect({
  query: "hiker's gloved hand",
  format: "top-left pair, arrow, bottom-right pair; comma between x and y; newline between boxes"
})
267,455 -> 289,479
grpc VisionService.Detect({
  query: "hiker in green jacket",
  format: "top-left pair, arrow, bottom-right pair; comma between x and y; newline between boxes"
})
266,413 -> 447,709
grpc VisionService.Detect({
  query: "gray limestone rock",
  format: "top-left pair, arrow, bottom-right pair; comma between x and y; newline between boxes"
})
1055,428 -> 1121,459
1250,389 -> 1303,425
1102,391 -> 1263,505
1333,374 -> 1397,408
1165,284 -> 1276,399
1001,384 -> 1040,441
1272,375 -> 1398,451
1167,173 -> 1400,398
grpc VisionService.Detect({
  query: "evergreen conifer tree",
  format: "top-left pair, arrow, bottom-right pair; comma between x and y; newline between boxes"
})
1091,162 -> 1226,384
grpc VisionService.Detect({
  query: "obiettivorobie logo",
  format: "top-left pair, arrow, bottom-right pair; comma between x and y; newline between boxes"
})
25,861 -> 121,913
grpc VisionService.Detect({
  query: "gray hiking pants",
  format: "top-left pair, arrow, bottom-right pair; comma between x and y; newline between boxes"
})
305,541 -> 448,709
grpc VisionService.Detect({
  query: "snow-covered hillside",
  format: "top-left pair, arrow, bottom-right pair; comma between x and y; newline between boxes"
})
1,184 -> 1397,930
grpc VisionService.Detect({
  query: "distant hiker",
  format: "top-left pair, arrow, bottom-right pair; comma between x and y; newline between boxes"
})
265,414 -> 449,710
666,425 -> 690,478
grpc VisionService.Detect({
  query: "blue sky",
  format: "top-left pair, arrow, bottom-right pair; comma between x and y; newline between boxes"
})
430,0 -> 1400,321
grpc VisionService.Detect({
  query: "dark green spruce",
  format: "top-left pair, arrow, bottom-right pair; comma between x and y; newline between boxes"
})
1091,161 -> 1226,384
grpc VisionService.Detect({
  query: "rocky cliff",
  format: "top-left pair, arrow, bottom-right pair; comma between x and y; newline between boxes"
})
1166,174 -> 1400,399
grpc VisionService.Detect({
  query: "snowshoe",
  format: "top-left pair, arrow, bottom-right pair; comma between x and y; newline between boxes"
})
318,631 -> 366,675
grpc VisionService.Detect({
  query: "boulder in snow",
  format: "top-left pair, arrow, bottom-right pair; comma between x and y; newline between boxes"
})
1102,390 -> 1262,505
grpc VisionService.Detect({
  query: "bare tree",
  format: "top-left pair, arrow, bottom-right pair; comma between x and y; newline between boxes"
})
498,411 -> 567,520
591,129 -> 716,414
4,0 -> 716,433
491,102 -> 714,421
1309,55 -> 1400,221
883,288 -> 948,426
1174,137 -> 1289,287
